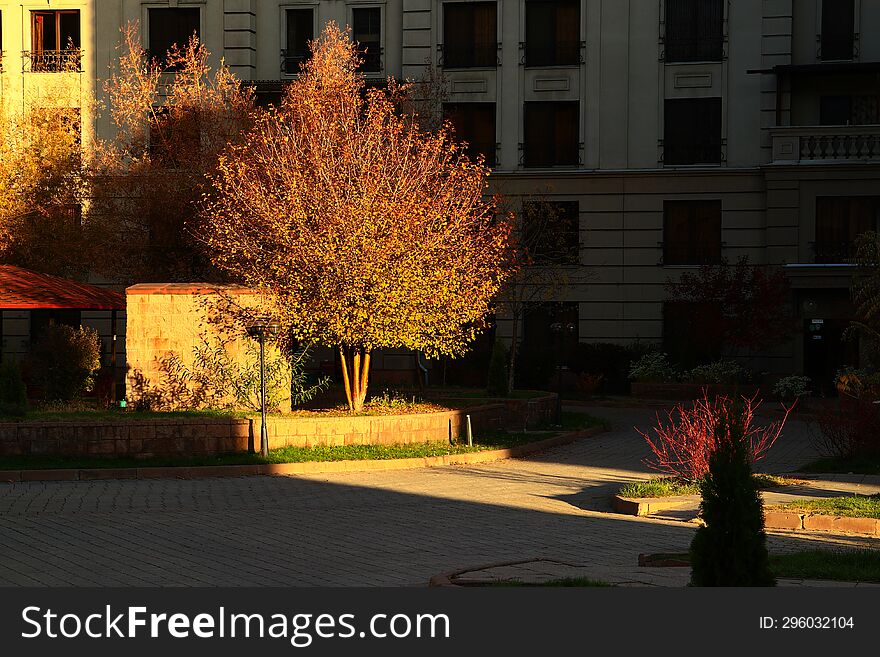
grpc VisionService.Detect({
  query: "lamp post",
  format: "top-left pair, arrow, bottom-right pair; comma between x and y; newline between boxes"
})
246,317 -> 281,458
550,321 -> 576,425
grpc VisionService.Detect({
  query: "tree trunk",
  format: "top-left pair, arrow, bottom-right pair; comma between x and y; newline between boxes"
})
339,346 -> 372,412
506,310 -> 520,394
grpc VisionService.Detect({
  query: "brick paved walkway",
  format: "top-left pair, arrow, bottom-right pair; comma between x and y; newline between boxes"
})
0,406 -> 874,586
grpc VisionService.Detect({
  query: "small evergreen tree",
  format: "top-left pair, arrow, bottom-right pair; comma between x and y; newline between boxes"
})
0,359 -> 28,417
690,400 -> 775,586
486,338 -> 510,397
28,324 -> 102,401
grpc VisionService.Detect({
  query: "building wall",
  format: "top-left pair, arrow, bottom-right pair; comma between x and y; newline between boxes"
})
2,0 -> 879,380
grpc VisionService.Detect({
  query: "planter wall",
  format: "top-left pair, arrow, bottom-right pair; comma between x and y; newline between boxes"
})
630,382 -> 762,400
0,403 -> 518,458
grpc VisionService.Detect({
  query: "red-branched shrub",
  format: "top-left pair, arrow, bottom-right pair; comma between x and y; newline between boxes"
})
816,396 -> 880,459
636,393 -> 792,481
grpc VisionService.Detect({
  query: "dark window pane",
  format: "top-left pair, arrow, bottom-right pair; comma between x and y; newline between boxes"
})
663,200 -> 722,265
815,197 -> 880,263
444,103 -> 496,166
443,2 -> 497,68
284,8 -> 314,74
664,97 -> 722,165
525,1 -> 580,67
663,301 -> 722,368
353,7 -> 382,72
29,10 -> 81,70
524,101 -> 579,167
148,8 -> 200,66
819,95 -> 853,125
522,200 -> 580,265
821,0 -> 855,61
665,0 -> 724,62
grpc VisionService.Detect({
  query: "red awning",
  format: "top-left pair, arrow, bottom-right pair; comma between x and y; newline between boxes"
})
0,265 -> 125,311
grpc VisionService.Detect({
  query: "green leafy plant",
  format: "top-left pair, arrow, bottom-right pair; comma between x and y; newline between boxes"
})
0,359 -> 28,417
28,324 -> 102,401
687,359 -> 748,385
628,352 -> 678,383
156,333 -> 329,412
772,375 -> 811,401
486,339 -> 510,397
690,399 -> 775,587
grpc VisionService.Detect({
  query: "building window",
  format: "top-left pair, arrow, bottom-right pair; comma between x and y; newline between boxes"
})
353,7 -> 382,73
663,98 -> 722,166
820,95 -> 880,126
663,200 -> 722,265
148,8 -> 200,67
525,0 -> 580,67
523,101 -> 579,167
522,201 -> 580,265
815,197 -> 880,263
444,103 -> 496,166
821,0 -> 855,61
522,302 -> 580,379
664,0 -> 723,62
443,2 -> 497,68
28,10 -> 81,72
663,301 -> 722,369
283,8 -> 314,75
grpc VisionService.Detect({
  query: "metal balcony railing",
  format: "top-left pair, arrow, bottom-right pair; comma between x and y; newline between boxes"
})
22,49 -> 83,73
281,50 -> 309,76
440,42 -> 499,69
771,126 -> 880,163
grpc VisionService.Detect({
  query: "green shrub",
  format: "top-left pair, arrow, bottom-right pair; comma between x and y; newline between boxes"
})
772,375 -> 811,401
628,352 -> 678,383
486,339 -> 510,397
690,400 -> 775,587
28,324 -> 102,401
156,333 -> 329,412
687,359 -> 748,385
0,359 -> 28,417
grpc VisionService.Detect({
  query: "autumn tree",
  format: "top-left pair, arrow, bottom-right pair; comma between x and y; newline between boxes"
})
0,79 -> 85,277
665,256 -> 793,362
84,23 -> 256,283
200,24 -> 515,412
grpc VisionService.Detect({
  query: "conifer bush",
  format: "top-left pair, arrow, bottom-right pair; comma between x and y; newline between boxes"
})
690,400 -> 775,586
0,359 -> 28,417
486,339 -> 510,397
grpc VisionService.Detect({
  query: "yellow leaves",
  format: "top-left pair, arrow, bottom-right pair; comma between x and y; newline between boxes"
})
201,22 -> 515,359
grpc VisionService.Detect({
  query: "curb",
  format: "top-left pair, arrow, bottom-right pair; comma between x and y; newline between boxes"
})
764,510 -> 880,537
612,494 -> 700,517
0,426 -> 604,483
428,557 -> 561,588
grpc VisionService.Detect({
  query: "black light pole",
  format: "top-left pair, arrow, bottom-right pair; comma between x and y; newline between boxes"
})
550,321 -> 576,425
246,318 -> 281,459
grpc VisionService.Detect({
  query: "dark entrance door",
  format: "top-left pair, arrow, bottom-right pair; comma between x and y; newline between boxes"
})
803,317 -> 858,395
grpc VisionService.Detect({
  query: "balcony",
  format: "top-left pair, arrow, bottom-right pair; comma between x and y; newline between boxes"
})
770,126 -> 880,164
280,50 -> 309,76
22,49 -> 83,73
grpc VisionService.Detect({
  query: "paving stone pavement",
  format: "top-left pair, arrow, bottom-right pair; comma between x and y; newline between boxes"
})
0,406 -> 875,587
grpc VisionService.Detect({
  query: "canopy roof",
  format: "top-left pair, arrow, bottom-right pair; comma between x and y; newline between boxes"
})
0,265 -> 125,311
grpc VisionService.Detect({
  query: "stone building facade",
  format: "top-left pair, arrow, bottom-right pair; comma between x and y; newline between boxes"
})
2,0 -> 879,386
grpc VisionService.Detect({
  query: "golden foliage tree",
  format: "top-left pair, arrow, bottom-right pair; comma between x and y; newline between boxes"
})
84,23 -> 256,282
0,83 -> 84,276
200,24 -> 515,412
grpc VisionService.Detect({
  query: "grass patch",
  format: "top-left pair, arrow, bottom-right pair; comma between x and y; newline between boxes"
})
798,457 -> 880,476
770,550 -> 880,582
770,495 -> 880,519
642,550 -> 880,582
618,474 -> 794,499
0,412 -> 603,471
